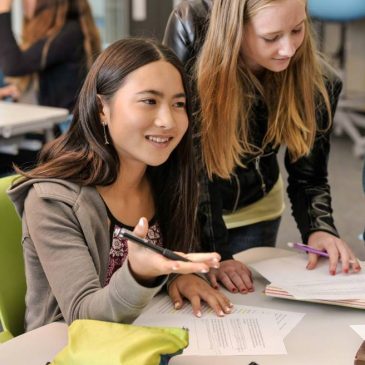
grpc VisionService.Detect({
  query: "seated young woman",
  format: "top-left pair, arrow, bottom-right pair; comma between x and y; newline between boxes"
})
8,37 -> 232,332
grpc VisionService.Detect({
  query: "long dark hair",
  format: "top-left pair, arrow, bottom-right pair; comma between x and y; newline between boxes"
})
16,38 -> 199,253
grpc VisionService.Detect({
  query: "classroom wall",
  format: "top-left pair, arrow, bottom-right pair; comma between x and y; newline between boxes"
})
321,20 -> 365,96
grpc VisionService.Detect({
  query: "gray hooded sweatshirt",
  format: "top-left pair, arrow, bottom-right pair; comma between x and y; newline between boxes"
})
8,178 -> 167,332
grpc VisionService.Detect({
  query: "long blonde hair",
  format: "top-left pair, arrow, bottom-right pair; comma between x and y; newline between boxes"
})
196,0 -> 332,179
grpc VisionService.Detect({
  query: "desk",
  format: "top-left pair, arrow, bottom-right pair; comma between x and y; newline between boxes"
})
172,248 -> 365,364
0,101 -> 68,141
0,248 -> 363,365
0,322 -> 68,365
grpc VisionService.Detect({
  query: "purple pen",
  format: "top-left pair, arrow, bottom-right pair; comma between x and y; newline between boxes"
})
287,242 -> 330,258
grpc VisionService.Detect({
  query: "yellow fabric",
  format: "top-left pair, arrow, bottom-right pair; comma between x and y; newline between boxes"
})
49,319 -> 189,365
223,175 -> 285,229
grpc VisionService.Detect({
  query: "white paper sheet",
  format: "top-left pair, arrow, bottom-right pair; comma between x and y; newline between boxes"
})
251,255 -> 365,300
232,304 -> 305,338
134,297 -> 305,356
351,325 -> 365,339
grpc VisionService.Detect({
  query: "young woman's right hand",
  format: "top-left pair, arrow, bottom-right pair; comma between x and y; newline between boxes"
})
0,84 -> 20,100
127,217 -> 221,285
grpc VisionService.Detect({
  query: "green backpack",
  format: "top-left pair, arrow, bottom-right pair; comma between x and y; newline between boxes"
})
48,319 -> 189,365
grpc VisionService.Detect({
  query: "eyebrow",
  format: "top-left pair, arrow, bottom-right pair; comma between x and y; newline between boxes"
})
136,90 -> 186,98
261,19 -> 306,36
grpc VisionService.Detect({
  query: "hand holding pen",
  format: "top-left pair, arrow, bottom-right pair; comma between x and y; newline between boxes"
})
125,217 -> 221,285
288,231 -> 361,275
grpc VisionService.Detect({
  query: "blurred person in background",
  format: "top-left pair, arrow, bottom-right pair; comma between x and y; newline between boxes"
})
0,0 -> 101,111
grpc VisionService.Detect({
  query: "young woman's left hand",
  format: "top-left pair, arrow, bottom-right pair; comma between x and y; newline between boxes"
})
207,259 -> 254,293
168,274 -> 233,317
306,231 -> 361,274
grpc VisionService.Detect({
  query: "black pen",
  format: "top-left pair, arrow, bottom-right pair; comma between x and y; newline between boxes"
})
120,228 -> 191,262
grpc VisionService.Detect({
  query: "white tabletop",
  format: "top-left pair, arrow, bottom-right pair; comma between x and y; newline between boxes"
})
0,248 -> 363,365
0,322 -> 68,365
0,101 -> 68,138
171,248 -> 365,364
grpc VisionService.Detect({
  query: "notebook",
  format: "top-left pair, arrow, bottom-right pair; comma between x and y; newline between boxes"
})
234,247 -> 365,310
265,284 -> 365,310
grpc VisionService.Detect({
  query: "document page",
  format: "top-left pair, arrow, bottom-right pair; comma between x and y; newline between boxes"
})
351,325 -> 365,339
134,297 -> 305,355
251,255 -> 365,300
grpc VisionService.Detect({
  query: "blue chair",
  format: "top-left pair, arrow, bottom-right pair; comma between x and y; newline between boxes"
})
308,0 -> 365,22
308,0 -> 365,157
308,0 -> 365,67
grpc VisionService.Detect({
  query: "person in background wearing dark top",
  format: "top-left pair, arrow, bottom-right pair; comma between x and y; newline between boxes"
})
8,38 -> 232,331
0,0 -> 101,112
163,0 -> 361,294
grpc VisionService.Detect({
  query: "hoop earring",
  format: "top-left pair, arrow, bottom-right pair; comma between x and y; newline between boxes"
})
102,122 -> 109,145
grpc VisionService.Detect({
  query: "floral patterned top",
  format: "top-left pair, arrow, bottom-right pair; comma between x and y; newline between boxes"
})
104,205 -> 163,286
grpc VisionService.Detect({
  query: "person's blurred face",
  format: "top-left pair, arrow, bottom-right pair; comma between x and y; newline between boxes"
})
23,0 -> 37,19
241,0 -> 306,73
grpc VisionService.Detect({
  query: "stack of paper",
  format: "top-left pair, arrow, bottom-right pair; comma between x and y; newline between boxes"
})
134,296 -> 305,356
250,254 -> 365,308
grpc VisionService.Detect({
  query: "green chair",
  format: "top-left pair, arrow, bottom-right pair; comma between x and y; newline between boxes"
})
0,175 -> 26,343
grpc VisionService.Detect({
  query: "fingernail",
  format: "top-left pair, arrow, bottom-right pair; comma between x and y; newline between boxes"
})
200,268 -> 208,273
174,302 -> 181,309
138,218 -> 144,227
213,264 -> 219,269
213,285 -> 219,290
330,270 -> 335,275
172,265 -> 179,271
240,289 -> 248,294
196,311 -> 202,318
225,306 -> 231,312
229,302 -> 234,307
232,288 -> 238,293
218,310 -> 224,317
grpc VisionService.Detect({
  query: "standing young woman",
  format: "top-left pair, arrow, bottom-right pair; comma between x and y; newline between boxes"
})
0,0 -> 101,111
164,0 -> 361,293
8,38 -> 232,331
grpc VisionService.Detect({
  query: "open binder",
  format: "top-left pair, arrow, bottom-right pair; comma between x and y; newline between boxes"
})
234,246 -> 365,310
265,284 -> 365,310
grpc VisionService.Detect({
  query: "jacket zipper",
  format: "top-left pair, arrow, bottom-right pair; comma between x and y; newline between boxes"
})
232,151 -> 273,212
232,173 -> 241,211
255,156 -> 267,195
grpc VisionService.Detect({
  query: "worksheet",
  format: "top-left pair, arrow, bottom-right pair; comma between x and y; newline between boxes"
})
251,255 -> 365,300
134,297 -> 304,356
351,325 -> 365,339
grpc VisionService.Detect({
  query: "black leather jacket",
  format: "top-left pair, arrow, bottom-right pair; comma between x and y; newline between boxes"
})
163,0 -> 343,259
